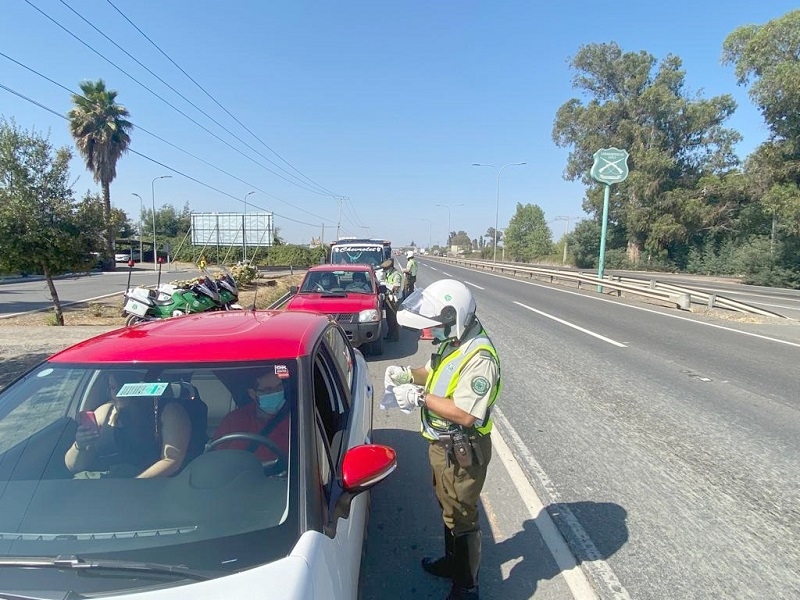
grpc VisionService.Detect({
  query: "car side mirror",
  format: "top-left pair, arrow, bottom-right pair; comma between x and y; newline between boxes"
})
289,285 -> 298,295
326,444 -> 397,537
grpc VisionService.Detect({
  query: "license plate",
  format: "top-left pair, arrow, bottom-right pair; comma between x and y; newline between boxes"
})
124,298 -> 149,317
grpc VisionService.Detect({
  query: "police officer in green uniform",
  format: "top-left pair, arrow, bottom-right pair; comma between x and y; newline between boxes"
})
386,279 -> 500,600
402,250 -> 418,300
381,257 -> 402,342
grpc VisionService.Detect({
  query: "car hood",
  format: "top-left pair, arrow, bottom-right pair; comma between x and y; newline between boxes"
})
285,293 -> 378,312
93,531 -> 339,598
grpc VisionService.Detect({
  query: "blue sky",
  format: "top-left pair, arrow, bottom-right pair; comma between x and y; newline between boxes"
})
1,1 -> 796,248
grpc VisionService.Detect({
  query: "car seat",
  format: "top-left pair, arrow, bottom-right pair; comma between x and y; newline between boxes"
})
165,382 -> 209,464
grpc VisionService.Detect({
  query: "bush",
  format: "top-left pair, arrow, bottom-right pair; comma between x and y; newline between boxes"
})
230,262 -> 258,286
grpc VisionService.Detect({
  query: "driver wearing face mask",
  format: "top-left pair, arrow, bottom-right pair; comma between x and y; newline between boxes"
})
211,369 -> 290,462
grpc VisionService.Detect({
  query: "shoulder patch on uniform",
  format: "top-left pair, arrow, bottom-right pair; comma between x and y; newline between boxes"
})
470,376 -> 491,396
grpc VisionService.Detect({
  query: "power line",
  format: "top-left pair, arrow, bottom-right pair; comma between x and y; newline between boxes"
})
0,81 -> 328,228
0,52 -> 334,224
105,0 -> 339,199
59,0 -> 336,198
23,0 -> 335,198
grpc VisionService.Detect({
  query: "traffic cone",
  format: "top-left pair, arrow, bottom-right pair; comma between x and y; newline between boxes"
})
420,327 -> 434,340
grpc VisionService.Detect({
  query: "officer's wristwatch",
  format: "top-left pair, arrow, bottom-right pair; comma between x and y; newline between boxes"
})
417,388 -> 428,407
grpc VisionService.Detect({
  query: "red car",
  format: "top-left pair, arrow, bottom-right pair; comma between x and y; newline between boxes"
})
285,264 -> 386,356
0,310 -> 395,599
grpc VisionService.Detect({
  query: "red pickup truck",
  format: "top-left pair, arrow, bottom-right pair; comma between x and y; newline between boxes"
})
284,264 -> 386,355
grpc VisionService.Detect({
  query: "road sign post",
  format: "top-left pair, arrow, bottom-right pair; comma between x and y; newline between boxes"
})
590,148 -> 629,292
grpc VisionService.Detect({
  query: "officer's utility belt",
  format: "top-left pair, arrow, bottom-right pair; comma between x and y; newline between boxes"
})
432,430 -> 488,468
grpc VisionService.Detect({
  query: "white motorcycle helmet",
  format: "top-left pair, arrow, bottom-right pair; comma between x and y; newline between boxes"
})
397,279 -> 476,340
406,250 -> 414,258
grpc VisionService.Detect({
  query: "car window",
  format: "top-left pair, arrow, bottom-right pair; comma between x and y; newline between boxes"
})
312,350 -> 348,455
314,406 -> 334,501
0,361 -> 299,581
324,325 -> 354,391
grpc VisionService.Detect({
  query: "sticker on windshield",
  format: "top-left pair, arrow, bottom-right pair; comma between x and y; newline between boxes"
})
117,382 -> 170,397
274,365 -> 290,379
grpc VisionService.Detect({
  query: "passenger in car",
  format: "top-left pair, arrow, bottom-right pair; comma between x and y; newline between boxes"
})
346,271 -> 371,292
64,373 -> 192,479
210,369 -> 290,462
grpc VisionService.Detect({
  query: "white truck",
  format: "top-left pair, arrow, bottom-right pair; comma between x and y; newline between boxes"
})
329,238 -> 392,282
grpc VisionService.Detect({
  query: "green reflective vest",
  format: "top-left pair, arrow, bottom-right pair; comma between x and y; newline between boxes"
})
421,328 -> 501,440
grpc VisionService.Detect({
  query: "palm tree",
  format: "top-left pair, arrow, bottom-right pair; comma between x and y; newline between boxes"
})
68,79 -> 133,270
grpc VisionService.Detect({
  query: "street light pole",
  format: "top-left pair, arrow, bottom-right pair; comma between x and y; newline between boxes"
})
243,191 -> 255,261
151,175 -> 172,270
131,193 -> 143,262
472,162 -> 526,262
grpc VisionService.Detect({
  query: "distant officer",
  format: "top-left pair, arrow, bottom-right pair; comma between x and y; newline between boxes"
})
381,258 -> 402,342
386,279 -> 501,599
402,250 -> 418,300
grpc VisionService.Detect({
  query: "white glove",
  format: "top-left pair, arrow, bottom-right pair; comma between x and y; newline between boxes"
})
392,384 -> 425,411
386,365 -> 412,385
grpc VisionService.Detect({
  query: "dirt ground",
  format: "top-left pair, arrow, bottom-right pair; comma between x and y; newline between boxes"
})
0,274 -> 304,387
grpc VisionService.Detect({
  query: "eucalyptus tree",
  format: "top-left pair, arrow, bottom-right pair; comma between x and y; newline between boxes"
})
553,43 -> 741,267
723,10 -> 800,246
68,79 -> 133,270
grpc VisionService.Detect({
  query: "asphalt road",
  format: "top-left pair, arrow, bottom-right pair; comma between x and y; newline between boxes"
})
2,263 -> 798,599
363,259 -> 798,600
0,266 -> 191,315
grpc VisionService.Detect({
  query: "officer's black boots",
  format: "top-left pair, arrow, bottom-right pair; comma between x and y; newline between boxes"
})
446,531 -> 481,599
421,525 -> 455,578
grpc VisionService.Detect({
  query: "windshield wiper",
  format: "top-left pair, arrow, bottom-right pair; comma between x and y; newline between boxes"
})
0,556 -> 212,581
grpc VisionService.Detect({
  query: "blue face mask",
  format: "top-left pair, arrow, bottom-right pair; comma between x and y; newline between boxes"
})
257,390 -> 286,414
432,328 -> 449,342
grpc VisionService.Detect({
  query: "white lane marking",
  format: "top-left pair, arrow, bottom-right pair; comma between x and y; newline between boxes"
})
458,266 -> 800,349
492,408 -> 598,600
494,410 -> 632,600
464,281 -> 485,290
514,301 -> 627,347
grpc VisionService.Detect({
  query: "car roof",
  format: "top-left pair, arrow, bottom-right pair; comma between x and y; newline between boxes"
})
309,263 -> 374,273
48,310 -> 333,364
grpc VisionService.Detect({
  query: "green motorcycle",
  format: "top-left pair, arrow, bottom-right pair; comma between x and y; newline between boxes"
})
123,272 -> 222,327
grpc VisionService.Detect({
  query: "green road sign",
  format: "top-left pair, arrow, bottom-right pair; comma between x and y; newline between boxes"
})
591,147 -> 629,184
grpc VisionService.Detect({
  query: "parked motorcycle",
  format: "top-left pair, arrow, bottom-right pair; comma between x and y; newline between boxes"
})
123,270 -> 223,326
214,266 -> 243,310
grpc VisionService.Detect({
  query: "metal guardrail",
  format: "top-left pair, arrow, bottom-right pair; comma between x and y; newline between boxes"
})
434,257 -> 787,319
607,275 -> 787,318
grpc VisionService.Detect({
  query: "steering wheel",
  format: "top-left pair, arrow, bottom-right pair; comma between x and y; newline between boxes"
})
205,433 -> 287,475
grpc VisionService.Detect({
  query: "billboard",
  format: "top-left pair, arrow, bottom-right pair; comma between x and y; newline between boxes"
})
191,212 -> 273,247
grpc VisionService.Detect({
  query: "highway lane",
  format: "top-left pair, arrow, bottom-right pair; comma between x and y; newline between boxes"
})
399,259 -> 799,599
0,268 -> 190,316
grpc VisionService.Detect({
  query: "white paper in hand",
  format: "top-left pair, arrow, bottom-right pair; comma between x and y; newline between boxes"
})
380,369 -> 413,414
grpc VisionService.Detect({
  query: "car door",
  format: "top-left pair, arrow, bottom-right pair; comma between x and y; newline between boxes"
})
307,325 -> 371,598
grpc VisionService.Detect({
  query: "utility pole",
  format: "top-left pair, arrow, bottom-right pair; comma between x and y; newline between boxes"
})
554,216 -> 578,265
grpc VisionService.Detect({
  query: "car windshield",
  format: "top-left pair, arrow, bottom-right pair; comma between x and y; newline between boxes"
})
331,246 -> 384,268
0,360 -> 298,582
300,270 -> 374,294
